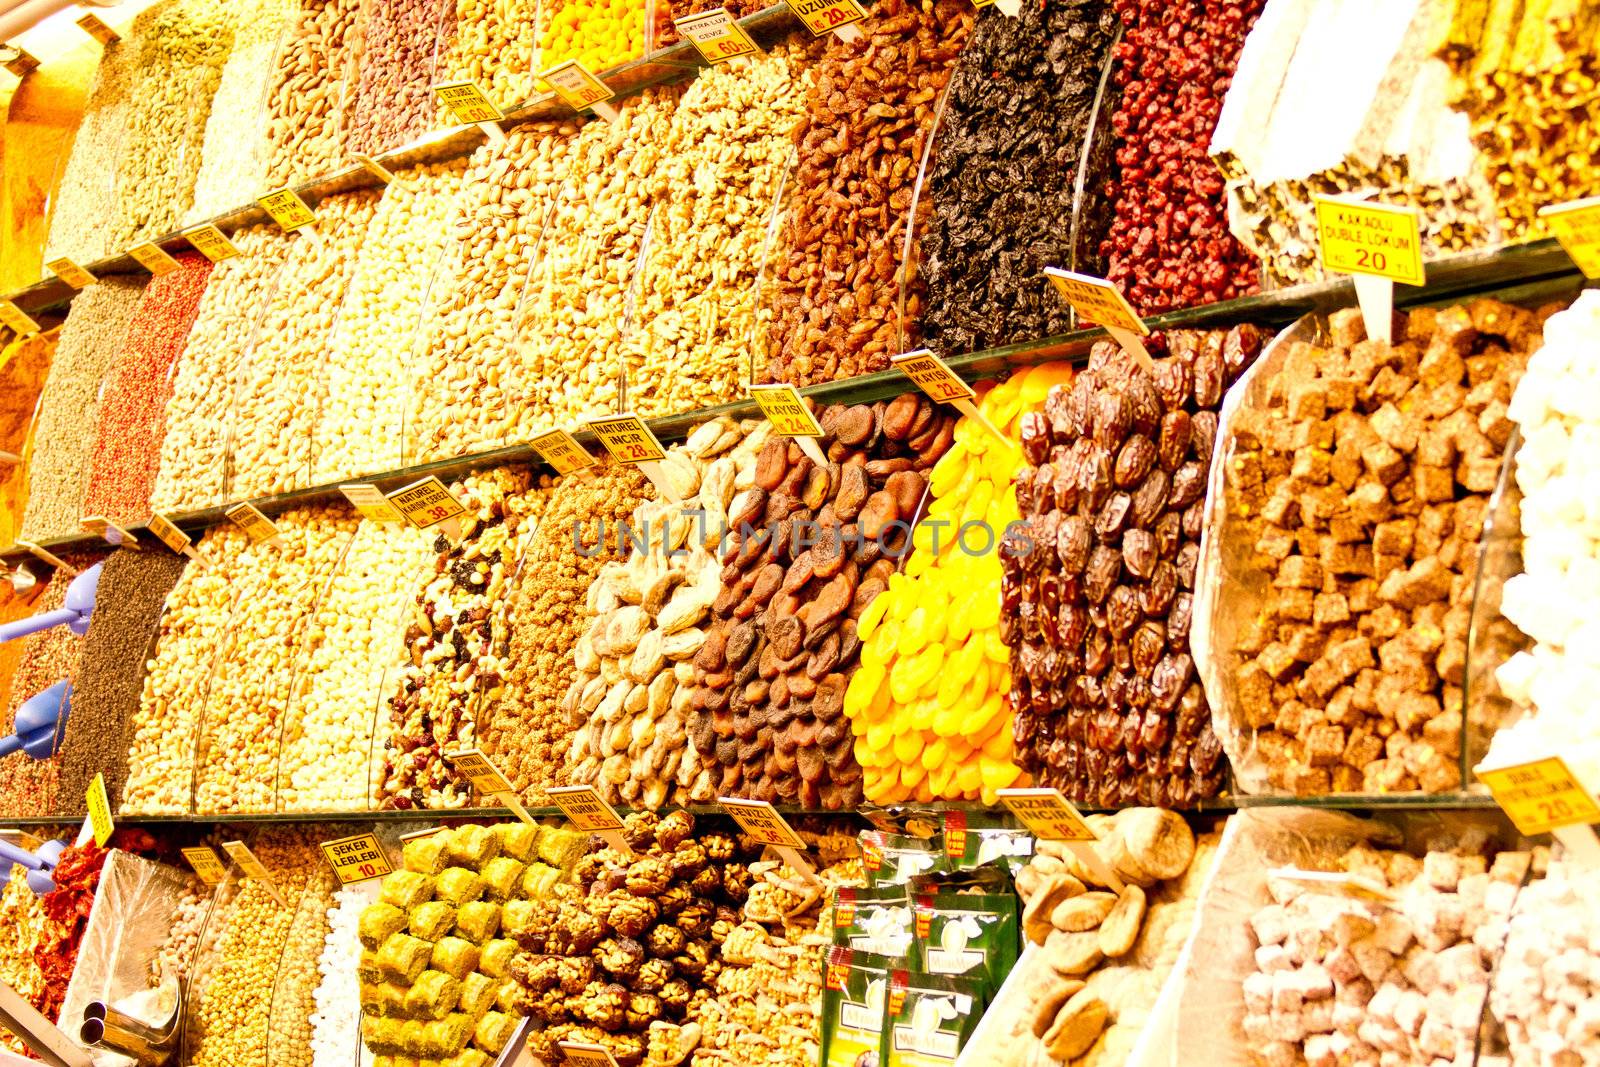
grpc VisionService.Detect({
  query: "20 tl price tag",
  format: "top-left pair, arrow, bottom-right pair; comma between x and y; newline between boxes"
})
891,350 -> 1005,443
1043,266 -> 1154,372
128,242 -> 180,276
542,61 -> 620,120
0,301 -> 41,336
587,414 -> 680,501
181,846 -> 227,886
547,784 -> 632,855
320,833 -> 394,885
86,774 -> 113,848
529,427 -> 597,476
674,8 -> 761,63
1313,196 -> 1424,344
258,188 -> 318,234
182,224 -> 241,262
1539,195 -> 1600,278
45,258 -> 95,289
1477,757 -> 1600,835
221,840 -> 287,905
718,796 -> 821,885
224,502 -> 282,545
785,0 -> 866,39
997,787 -> 1124,891
443,749 -> 536,826
339,483 -> 404,523
749,384 -> 828,466
386,476 -> 467,538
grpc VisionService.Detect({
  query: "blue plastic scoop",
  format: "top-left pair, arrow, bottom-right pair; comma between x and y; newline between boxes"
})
0,679 -> 70,760
0,562 -> 101,643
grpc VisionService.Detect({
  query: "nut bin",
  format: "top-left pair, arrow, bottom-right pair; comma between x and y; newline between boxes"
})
431,0 -> 540,120
262,0 -> 364,190
349,0 -> 452,157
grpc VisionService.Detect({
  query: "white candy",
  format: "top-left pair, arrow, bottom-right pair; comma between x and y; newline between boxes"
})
310,887 -> 367,1067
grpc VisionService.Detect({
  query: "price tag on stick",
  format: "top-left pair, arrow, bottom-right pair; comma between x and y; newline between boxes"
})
559,1042 -> 620,1067
76,13 -> 120,44
221,840 -> 287,906
1043,267 -> 1154,372
45,258 -> 95,289
320,833 -> 394,885
339,484 -> 404,523
128,242 -> 180,276
0,301 -> 41,336
258,188 -> 321,246
86,774 -> 114,848
148,513 -> 210,567
182,224 -> 241,262
443,748 -> 536,827
997,787 -> 1125,892
547,784 -> 632,855
386,476 -> 467,540
81,516 -> 141,549
541,60 -> 621,122
750,384 -> 829,467
675,8 -> 761,63
352,154 -> 410,189
1268,867 -> 1397,905
15,542 -> 77,575
1313,195 -> 1424,345
1539,195 -> 1600,279
719,796 -> 821,885
431,82 -> 507,145
586,414 -> 678,501
529,427 -> 598,477
890,350 -> 1006,444
181,846 -> 227,886
784,0 -> 865,40
1477,755 -> 1600,867
224,503 -> 283,545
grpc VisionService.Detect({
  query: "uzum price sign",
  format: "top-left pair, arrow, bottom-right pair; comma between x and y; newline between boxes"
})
128,242 -> 180,276
718,797 -> 821,885
222,840 -> 287,905
1043,267 -> 1154,372
183,224 -> 241,262
339,483 -> 404,523
258,188 -> 318,234
320,833 -> 394,885
542,60 -> 619,120
0,301 -> 41,336
749,384 -> 828,466
224,502 -> 282,544
1477,756 -> 1600,867
547,785 -> 632,854
1539,195 -> 1600,278
675,8 -> 761,63
529,427 -> 598,476
890,350 -> 1005,442
443,749 -> 536,826
181,846 -> 227,886
1313,195 -> 1424,344
86,774 -> 114,847
386,476 -> 468,538
45,258 -> 96,289
997,787 -> 1124,891
785,0 -> 866,38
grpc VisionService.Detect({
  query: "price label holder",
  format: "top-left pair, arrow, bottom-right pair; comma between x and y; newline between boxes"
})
181,846 -> 228,887
749,384 -> 829,467
541,60 -> 621,122
81,515 -> 141,550
559,1042 -> 620,1067
224,502 -> 283,546
128,242 -> 180,276
258,188 -> 322,246
352,153 -> 411,190
386,475 -> 467,540
529,427 -> 598,478
1477,755 -> 1600,867
1312,195 -> 1425,345
675,8 -> 761,63
45,258 -> 96,290
76,12 -> 120,44
1538,195 -> 1600,279
15,541 -> 77,575
431,81 -> 507,145
718,796 -> 821,885
2,48 -> 40,77
320,833 -> 394,885
148,512 -> 210,567
221,840 -> 288,906
0,300 -> 41,337
586,414 -> 678,501
997,787 -> 1125,892
784,0 -> 865,40
1268,867 -> 1397,905
890,350 -> 1006,444
182,224 -> 242,262
1043,267 -> 1154,372
339,483 -> 404,523
443,748 -> 536,826
86,774 -> 113,848
547,784 -> 632,855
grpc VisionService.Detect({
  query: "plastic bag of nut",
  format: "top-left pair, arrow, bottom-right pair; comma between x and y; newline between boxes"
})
1192,299 -> 1560,797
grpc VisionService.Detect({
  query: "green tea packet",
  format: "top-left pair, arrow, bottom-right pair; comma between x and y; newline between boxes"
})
884,970 -> 987,1067
821,947 -> 895,1067
911,892 -> 1018,993
942,811 -> 1033,876
831,885 -> 916,962
861,830 -> 946,886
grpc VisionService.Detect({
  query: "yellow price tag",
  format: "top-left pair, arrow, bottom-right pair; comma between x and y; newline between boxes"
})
386,476 -> 468,531
127,242 -> 181,276
1313,196 -> 1425,286
45,258 -> 96,289
223,502 -> 281,544
1044,268 -> 1149,335
0,301 -> 41,336
75,13 -> 119,44
339,483 -> 404,523
3,49 -> 39,77
546,785 -> 626,832
319,833 -> 394,885
86,774 -> 114,847
529,428 -> 598,476
432,81 -> 504,124
147,513 -> 191,554
221,840 -> 286,904
81,515 -> 141,549
750,384 -> 824,437
587,414 -> 666,465
258,188 -> 317,233
891,349 -> 975,404
674,8 -> 761,63
443,749 -> 515,794
542,60 -> 615,111
559,1043 -> 620,1067
352,154 -> 401,185
181,846 -> 227,886
182,224 -> 241,262
996,788 -> 1097,841
718,797 -> 806,848
785,0 -> 867,35
1539,195 -> 1600,279
1477,756 -> 1600,836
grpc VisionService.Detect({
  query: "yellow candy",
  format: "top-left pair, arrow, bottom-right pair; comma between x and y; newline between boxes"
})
867,678 -> 893,722
901,643 -> 944,693
846,663 -> 884,716
920,738 -> 949,772
961,478 -> 995,531
980,758 -> 1021,791
857,592 -> 891,641
929,762 -> 955,798
899,762 -> 923,789
854,739 -> 874,767
930,705 -> 962,739
865,720 -> 893,755
970,587 -> 1001,630
947,591 -> 976,644
970,691 -> 1006,736
981,717 -> 1013,761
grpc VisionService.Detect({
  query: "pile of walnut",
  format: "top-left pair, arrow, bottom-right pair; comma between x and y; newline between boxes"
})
1225,301 -> 1550,793
976,809 -> 1215,1066
565,418 -> 770,808
689,395 -> 956,809
511,812 -> 766,1066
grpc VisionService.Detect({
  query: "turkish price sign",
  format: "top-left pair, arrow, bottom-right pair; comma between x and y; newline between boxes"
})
1043,267 -> 1147,335
45,258 -> 96,289
181,846 -> 227,886
443,748 -> 515,795
15,541 -> 75,573
718,797 -> 806,848
320,833 -> 394,885
386,476 -> 468,530
750,384 -> 823,437
559,1043 -> 620,1067
182,224 -> 241,262
1268,867 -> 1396,904
432,81 -> 504,124
1477,756 -> 1600,836
76,13 -> 120,44
1539,195 -> 1600,278
529,427 -> 598,476
86,774 -> 114,848
224,502 -> 281,544
148,513 -> 190,553
128,242 -> 180,276
542,60 -> 615,111
258,188 -> 317,233
546,785 -> 625,832
2,48 -> 39,77
339,483 -> 404,523
0,301 -> 41,336
996,788 -> 1096,841
81,515 -> 141,549
222,840 -> 287,905
675,8 -> 761,63
1313,196 -> 1425,286
785,0 -> 867,36
587,414 -> 666,465
891,350 -> 975,404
